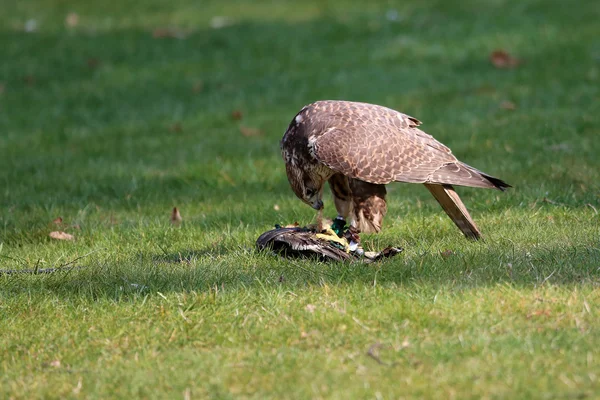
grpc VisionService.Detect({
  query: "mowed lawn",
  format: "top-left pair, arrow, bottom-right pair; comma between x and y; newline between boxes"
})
1,0 -> 599,398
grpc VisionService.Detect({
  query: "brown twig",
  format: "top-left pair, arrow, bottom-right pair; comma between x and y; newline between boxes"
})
542,197 -> 566,206
0,249 -> 102,276
367,342 -> 395,366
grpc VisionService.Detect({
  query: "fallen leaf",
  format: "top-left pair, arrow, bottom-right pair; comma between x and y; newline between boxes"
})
490,50 -> 520,69
527,309 -> 551,319
49,231 -> 75,241
171,207 -> 182,225
86,57 -> 101,69
50,360 -> 61,367
169,122 -> 183,133
500,100 -> 516,110
152,28 -> 187,39
284,222 -> 300,228
231,110 -> 243,120
23,75 -> 36,86
192,81 -> 204,93
474,85 -> 496,95
65,12 -> 79,28
52,217 -> 63,225
305,304 -> 316,313
440,249 -> 454,258
239,126 -> 263,137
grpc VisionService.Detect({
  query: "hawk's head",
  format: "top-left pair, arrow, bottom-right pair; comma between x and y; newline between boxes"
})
281,107 -> 333,211
284,158 -> 326,210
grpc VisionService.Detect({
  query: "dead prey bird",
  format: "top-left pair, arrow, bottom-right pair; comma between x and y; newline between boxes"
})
281,100 -> 511,239
256,222 -> 402,262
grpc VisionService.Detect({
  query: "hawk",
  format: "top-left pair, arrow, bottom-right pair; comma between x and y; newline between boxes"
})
280,100 -> 510,240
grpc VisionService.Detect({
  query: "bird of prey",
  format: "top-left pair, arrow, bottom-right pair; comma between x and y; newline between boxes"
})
280,100 -> 510,240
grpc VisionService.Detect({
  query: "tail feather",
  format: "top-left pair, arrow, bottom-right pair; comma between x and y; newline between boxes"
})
431,162 -> 512,191
424,183 -> 481,240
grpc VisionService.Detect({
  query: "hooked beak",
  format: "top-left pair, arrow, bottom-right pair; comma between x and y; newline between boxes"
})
311,199 -> 324,210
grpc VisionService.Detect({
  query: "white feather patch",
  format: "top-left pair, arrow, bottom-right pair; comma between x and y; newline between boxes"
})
307,135 -> 318,158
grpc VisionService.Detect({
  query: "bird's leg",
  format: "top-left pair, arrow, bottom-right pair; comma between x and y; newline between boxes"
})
316,208 -> 323,232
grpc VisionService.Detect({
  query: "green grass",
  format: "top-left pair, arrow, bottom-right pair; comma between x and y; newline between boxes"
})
1,0 -> 599,398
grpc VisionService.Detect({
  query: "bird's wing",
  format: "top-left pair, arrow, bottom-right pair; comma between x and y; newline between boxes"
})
308,102 -> 506,189
311,125 -> 462,186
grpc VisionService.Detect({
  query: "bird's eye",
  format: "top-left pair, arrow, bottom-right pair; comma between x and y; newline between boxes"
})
305,188 -> 316,198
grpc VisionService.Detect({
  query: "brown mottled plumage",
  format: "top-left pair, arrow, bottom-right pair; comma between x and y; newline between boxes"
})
280,100 -> 511,239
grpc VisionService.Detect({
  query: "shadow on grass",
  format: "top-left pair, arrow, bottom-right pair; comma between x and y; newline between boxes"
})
2,240 -> 599,300
152,247 -> 231,264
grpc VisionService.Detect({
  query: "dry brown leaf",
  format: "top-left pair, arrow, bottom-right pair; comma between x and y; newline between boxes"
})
527,309 -> 551,319
440,249 -> 454,258
474,85 -> 496,95
50,360 -> 61,368
500,100 -> 516,110
171,207 -> 182,225
86,57 -> 101,69
170,122 -> 183,133
23,75 -> 36,86
152,28 -> 187,39
65,12 -> 79,28
49,231 -> 74,241
490,50 -> 520,69
284,222 -> 300,228
239,126 -> 263,137
192,81 -> 204,93
52,217 -> 63,225
231,110 -> 243,120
